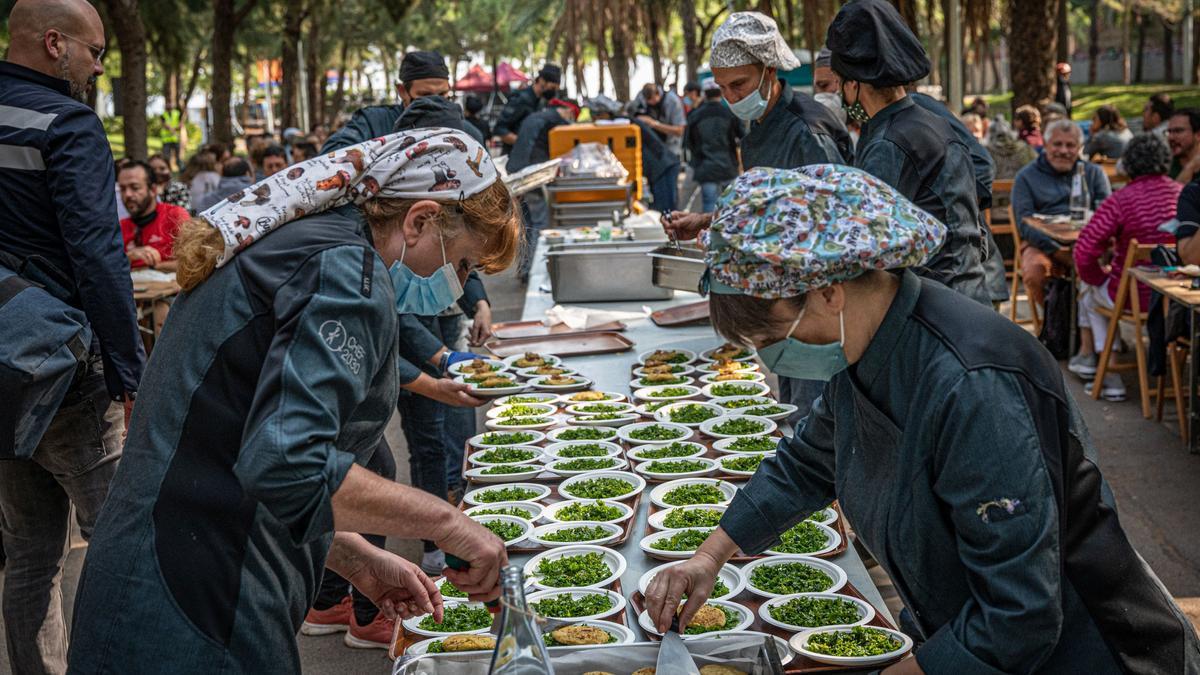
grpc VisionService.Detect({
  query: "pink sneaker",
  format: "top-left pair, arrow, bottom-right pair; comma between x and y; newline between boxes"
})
343,612 -> 397,650
301,595 -> 352,636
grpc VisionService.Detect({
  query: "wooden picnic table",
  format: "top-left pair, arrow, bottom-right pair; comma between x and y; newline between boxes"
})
1023,215 -> 1084,246
1128,267 -> 1200,454
131,278 -> 180,345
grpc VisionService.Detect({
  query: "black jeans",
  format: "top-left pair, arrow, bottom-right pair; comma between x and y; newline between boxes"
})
311,439 -> 396,624
397,389 -> 450,553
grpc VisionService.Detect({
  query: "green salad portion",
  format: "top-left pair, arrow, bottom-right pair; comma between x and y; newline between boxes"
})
555,443 -> 612,458
554,501 -> 623,522
637,375 -> 689,386
478,519 -> 526,541
480,432 -> 536,445
684,606 -> 740,635
806,627 -> 902,657
503,395 -> 551,404
642,400 -> 672,412
717,397 -> 768,409
768,596 -> 862,628
534,552 -> 613,587
497,405 -> 550,418
645,459 -> 709,474
475,486 -> 540,503
556,427 -> 616,441
649,528 -> 711,551
662,482 -> 726,506
647,387 -> 694,398
438,580 -> 467,598
663,507 -> 723,529
470,506 -> 535,520
555,457 -> 618,472
578,413 -> 629,422
531,592 -> 614,618
480,464 -> 536,475
564,477 -> 634,500
541,525 -> 613,543
807,508 -> 834,523
417,604 -> 492,632
773,521 -> 832,554
575,403 -> 627,414
721,454 -> 765,472
666,404 -> 720,424
476,447 -> 537,464
750,562 -> 835,594
634,442 -> 699,460
628,425 -> 686,441
710,418 -> 767,436
744,405 -> 787,417
726,436 -> 778,453
709,383 -> 762,397
498,416 -> 552,427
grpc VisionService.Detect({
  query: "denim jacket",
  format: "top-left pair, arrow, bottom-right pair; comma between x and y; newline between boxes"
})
722,271 -> 1200,674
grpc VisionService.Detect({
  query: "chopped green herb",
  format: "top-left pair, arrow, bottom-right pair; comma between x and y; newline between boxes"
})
649,528 -> 712,551
555,457 -> 619,472
426,641 -> 446,653
637,375 -> 689,386
480,464 -> 536,475
744,405 -> 787,417
475,487 -> 540,503
471,506 -> 535,520
807,508 -> 834,523
662,482 -> 726,506
540,525 -> 613,543
772,521 -> 831,554
647,387 -> 694,398
531,592 -> 614,618
711,418 -> 767,436
563,477 -> 634,500
806,627 -> 902,657
720,455 -> 764,472
438,580 -> 467,598
645,459 -> 709,474
555,444 -> 612,459
663,507 -> 723,529
634,442 -> 700,460
497,405 -> 550,418
709,579 -> 731,598
750,562 -> 835,595
476,447 -> 537,464
480,432 -> 536,445
666,404 -> 720,424
503,395 -> 552,404
534,552 -> 613,587
555,501 -> 624,522
768,596 -> 863,628
556,427 -> 616,441
577,413 -> 629,422
575,403 -> 626,414
642,401 -> 672,412
417,604 -> 492,632
478,519 -> 526,541
726,436 -> 778,453
709,383 -> 762,397
498,416 -> 552,427
717,397 -> 769,409
628,425 -> 686,441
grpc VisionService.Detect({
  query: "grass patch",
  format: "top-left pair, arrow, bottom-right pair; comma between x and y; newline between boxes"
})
969,83 -> 1200,123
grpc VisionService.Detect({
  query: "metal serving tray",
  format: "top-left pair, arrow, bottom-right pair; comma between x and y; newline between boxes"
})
648,244 -> 707,293
545,241 -> 674,303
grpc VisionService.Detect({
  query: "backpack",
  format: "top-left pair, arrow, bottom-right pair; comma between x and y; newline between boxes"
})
0,254 -> 91,459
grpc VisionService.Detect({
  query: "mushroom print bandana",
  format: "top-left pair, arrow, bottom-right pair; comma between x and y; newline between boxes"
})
200,127 -> 497,267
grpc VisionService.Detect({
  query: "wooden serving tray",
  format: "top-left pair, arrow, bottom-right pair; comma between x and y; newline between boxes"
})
650,300 -> 710,327
490,320 -> 627,340
628,583 -> 907,673
484,332 -> 635,358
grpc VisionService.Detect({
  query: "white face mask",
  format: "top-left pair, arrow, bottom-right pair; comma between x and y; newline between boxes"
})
726,67 -> 770,122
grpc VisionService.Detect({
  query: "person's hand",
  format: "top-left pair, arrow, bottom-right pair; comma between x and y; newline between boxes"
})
469,301 -> 493,346
122,396 -> 134,440
431,377 -> 487,408
435,513 -> 508,603
644,554 -> 722,634
344,547 -> 442,622
128,247 -> 162,268
637,115 -> 658,129
660,211 -> 711,243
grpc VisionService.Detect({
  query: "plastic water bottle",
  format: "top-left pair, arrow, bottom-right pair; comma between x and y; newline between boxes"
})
489,565 -> 555,674
1069,163 -> 1089,224
598,219 -> 613,242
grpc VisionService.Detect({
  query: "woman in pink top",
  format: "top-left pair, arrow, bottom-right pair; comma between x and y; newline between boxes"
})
1069,133 -> 1181,400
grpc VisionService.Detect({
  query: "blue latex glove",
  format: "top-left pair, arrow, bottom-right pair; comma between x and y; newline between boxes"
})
442,351 -> 486,374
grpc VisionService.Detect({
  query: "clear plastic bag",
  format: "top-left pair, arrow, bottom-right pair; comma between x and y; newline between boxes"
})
558,143 -> 629,182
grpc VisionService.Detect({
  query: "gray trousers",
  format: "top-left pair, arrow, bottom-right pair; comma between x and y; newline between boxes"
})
0,366 -> 123,675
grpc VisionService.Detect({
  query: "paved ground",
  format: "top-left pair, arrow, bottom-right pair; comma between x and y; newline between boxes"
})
2,267 -> 1198,673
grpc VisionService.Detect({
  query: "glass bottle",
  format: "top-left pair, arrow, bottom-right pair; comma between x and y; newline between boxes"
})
488,565 -> 555,675
1069,162 -> 1089,225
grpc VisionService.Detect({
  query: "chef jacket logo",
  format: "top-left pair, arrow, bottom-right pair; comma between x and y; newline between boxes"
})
319,320 -> 366,374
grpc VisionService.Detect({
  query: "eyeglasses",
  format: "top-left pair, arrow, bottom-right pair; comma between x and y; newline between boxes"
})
50,29 -> 105,64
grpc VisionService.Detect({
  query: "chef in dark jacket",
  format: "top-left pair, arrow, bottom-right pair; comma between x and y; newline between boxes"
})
493,64 -> 560,155
646,165 -> 1200,675
827,0 -> 990,307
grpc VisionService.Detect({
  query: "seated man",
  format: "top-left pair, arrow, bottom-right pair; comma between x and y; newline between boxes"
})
1012,119 -> 1111,308
260,144 -> 288,177
1177,177 -> 1200,265
117,159 -> 189,271
1069,134 -> 1181,401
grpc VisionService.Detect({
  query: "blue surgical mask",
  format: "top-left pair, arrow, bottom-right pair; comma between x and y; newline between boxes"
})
726,67 -> 770,121
388,230 -> 464,316
757,308 -> 849,382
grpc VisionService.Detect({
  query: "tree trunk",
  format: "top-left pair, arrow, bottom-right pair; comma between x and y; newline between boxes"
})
280,0 -> 304,129
305,17 -> 322,127
1088,0 -> 1101,84
1163,18 -> 1174,82
101,0 -> 148,159
1121,0 -> 1132,84
212,0 -> 259,146
1135,10 -> 1147,83
1056,0 -> 1071,63
608,1 -> 632,101
331,40 -> 348,120
680,0 -> 700,84
1008,0 -> 1058,110
380,48 -> 393,103
646,3 -> 664,87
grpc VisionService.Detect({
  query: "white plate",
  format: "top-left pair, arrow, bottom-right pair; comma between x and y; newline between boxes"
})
712,434 -> 783,455
634,401 -> 674,418
636,560 -> 746,600
717,453 -> 773,477
545,619 -> 635,648
544,456 -> 629,477
563,401 -> 636,417
515,366 -> 579,380
627,375 -> 695,390
652,401 -> 725,428
454,374 -> 529,397
697,360 -> 760,373
632,364 -> 696,378
685,630 -> 792,665
523,545 -> 627,590
462,501 -> 545,523
467,430 -> 547,449
485,402 -> 558,419
637,599 -> 753,636
466,446 -> 544,467
447,358 -> 509,378
493,392 -> 561,406
734,402 -> 798,421
790,626 -> 913,667
616,421 -> 694,445
628,441 -> 708,462
708,395 -> 775,411
558,471 -> 646,502
699,414 -> 778,439
463,464 -> 546,484
527,521 -> 623,548
634,457 -> 720,481
403,601 -> 492,637
540,498 -> 635,525
699,345 -> 757,362
468,514 -> 533,548
483,416 -> 558,431
759,592 -> 875,632
639,527 -> 716,559
700,381 -> 771,399
698,371 -> 767,384
557,390 -> 626,405
525,587 -> 627,622
542,440 -> 624,460
808,506 -> 839,527
740,555 -> 848,598
763,521 -> 842,557
637,348 -> 698,365
462,482 -> 551,506
502,353 -> 562,369
404,635 -> 493,657
545,426 -> 619,444
647,504 -> 728,531
649,478 -> 738,509
570,413 -> 641,427
531,376 -> 594,392
633,385 -> 702,402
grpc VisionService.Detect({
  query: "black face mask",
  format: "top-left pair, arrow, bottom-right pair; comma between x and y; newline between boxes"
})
541,88 -> 558,101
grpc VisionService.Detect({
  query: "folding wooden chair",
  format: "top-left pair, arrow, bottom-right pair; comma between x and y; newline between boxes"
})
992,190 -> 1040,333
1159,336 -> 1189,443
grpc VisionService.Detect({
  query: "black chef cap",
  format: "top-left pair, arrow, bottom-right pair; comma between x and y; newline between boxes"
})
399,50 -> 449,84
826,0 -> 930,87
538,64 -> 562,84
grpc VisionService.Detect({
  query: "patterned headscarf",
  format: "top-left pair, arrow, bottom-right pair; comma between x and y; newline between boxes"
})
200,127 -> 497,267
710,12 -> 802,71
705,165 -> 946,298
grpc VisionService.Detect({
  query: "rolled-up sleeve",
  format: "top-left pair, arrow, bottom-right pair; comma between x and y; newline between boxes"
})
720,389 -> 837,554
235,245 -> 396,545
917,369 -> 1063,674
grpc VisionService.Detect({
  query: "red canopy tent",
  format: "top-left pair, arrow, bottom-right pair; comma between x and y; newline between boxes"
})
454,63 -> 530,93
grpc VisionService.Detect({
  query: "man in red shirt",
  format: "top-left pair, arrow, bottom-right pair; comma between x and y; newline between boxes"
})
117,159 -> 189,270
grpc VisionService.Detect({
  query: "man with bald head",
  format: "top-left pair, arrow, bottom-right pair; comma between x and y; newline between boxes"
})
1,2 -> 144,672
